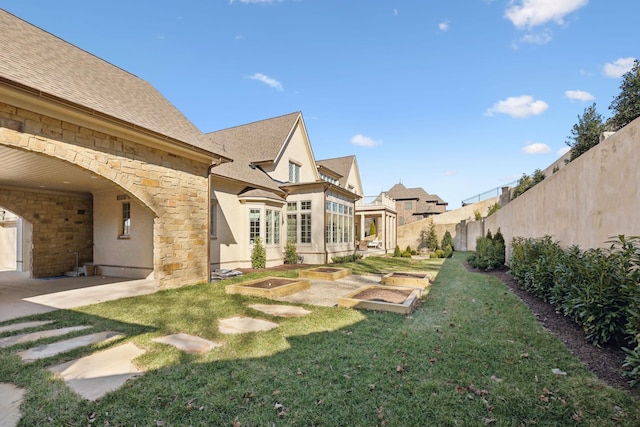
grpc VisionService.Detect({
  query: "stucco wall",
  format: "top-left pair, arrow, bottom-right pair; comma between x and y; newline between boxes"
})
482,117 -> 640,260
0,216 -> 17,269
397,197 -> 499,251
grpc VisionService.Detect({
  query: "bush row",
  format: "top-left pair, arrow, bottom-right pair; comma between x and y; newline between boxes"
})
467,229 -> 505,270
509,235 -> 640,386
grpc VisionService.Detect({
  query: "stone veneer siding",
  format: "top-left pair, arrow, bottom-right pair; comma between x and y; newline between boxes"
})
0,101 -> 210,288
0,188 -> 92,276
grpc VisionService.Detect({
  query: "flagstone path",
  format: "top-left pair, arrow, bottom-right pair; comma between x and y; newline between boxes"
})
0,383 -> 25,427
152,333 -> 222,353
218,316 -> 280,334
17,330 -> 122,362
48,342 -> 146,401
0,325 -> 92,348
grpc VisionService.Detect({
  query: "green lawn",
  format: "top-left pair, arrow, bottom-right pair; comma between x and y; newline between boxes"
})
2,252 -> 639,426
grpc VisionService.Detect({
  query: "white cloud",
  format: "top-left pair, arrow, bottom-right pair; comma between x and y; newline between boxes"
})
247,73 -> 283,91
557,146 -> 571,156
393,9 -> 398,16
439,20 -> 450,31
230,0 -> 275,4
522,142 -> 551,154
505,0 -> 588,29
486,95 -> 549,118
564,90 -> 595,102
519,29 -> 552,45
444,170 -> 457,176
603,57 -> 636,78
351,134 -> 381,147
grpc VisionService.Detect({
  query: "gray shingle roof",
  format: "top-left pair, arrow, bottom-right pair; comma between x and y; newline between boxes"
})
206,112 -> 301,164
316,155 -> 355,187
386,183 -> 447,205
0,9 -> 215,153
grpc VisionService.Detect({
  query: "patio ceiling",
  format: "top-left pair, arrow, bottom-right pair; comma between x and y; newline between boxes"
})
0,145 -> 115,194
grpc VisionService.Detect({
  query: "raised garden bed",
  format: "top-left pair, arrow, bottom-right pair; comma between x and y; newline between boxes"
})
337,285 -> 420,314
381,271 -> 431,291
226,277 -> 310,298
298,267 -> 352,281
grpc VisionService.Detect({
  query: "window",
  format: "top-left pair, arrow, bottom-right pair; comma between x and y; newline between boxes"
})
289,162 -> 300,183
325,193 -> 354,244
287,200 -> 311,243
405,201 -> 413,209
249,209 -> 261,244
120,202 -> 131,237
265,209 -> 281,245
210,198 -> 218,238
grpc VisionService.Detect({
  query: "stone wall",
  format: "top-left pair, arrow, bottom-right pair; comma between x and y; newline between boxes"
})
0,188 -> 92,276
0,101 -> 211,288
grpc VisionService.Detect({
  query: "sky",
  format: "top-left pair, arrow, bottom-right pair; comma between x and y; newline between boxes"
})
0,0 -> 637,208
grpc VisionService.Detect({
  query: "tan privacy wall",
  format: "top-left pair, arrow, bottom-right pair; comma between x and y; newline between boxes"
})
484,116 -> 640,259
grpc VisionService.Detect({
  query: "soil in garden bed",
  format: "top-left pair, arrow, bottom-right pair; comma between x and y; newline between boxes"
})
244,278 -> 297,289
353,288 -> 412,304
311,267 -> 343,273
465,262 -> 640,398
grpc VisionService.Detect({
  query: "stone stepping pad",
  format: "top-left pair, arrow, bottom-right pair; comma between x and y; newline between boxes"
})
248,304 -> 312,317
0,325 -> 91,348
18,331 -> 122,362
218,316 -> 279,334
0,383 -> 25,427
48,342 -> 145,401
0,320 -> 55,334
152,333 -> 222,353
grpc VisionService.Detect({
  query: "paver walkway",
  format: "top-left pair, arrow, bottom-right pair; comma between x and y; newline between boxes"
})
0,383 -> 25,427
218,316 -> 279,334
248,303 -> 312,317
152,333 -> 221,353
0,325 -> 91,348
18,331 -> 122,362
48,342 -> 145,401
0,320 -> 54,334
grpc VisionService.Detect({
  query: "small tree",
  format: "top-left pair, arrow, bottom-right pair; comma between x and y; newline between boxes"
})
284,241 -> 298,264
441,230 -> 454,251
609,59 -> 640,131
369,220 -> 377,237
393,245 -> 402,257
474,209 -> 482,221
426,220 -> 438,251
566,103 -> 606,161
251,236 -> 266,269
487,202 -> 501,216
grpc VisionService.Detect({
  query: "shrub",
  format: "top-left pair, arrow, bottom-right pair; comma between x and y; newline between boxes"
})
251,236 -> 266,269
441,230 -> 454,252
401,251 -> 412,258
284,241 -> 298,264
429,252 -> 438,259
443,244 -> 453,258
393,245 -> 401,257
332,253 -> 363,263
474,209 -> 482,221
468,230 -> 505,270
405,245 -> 412,254
369,221 -> 377,237
434,249 -> 445,258
487,202 -> 501,216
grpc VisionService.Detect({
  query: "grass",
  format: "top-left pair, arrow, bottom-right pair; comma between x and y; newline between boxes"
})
1,252 -> 639,425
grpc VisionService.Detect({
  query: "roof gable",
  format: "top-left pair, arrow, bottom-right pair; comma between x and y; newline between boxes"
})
317,155 -> 363,195
0,9 -> 213,152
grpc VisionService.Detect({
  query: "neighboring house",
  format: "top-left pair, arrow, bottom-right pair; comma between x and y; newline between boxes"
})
384,183 -> 447,226
206,114 -> 361,268
0,9 -> 363,287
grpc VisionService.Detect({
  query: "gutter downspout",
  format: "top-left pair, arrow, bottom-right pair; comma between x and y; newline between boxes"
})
206,159 -> 230,283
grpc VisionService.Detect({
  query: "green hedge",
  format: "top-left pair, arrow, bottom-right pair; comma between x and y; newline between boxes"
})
510,235 -> 640,387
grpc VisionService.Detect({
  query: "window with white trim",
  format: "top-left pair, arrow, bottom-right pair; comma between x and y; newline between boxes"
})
249,208 -> 261,244
286,200 -> 312,243
289,162 -> 300,183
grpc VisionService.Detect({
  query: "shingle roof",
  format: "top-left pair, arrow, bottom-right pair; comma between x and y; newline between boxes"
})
206,112 -> 301,164
0,9 -> 214,152
386,183 -> 447,205
316,155 -> 355,186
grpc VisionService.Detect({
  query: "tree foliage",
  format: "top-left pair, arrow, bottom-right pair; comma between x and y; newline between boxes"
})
566,103 -> 606,161
369,220 -> 377,237
609,59 -> 640,131
251,236 -> 266,269
487,202 -> 501,216
512,169 -> 545,199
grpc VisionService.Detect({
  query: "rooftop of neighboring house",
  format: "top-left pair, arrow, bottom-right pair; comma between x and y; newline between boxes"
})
384,183 -> 447,213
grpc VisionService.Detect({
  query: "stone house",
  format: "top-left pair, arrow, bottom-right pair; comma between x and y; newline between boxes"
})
384,183 -> 447,226
0,9 -> 361,288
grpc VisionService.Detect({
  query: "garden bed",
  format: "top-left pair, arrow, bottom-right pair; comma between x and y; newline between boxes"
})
226,277 -> 310,298
337,285 -> 420,314
298,267 -> 352,281
381,271 -> 431,290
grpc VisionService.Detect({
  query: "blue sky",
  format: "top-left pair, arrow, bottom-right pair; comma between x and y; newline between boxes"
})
1,1 -> 636,208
